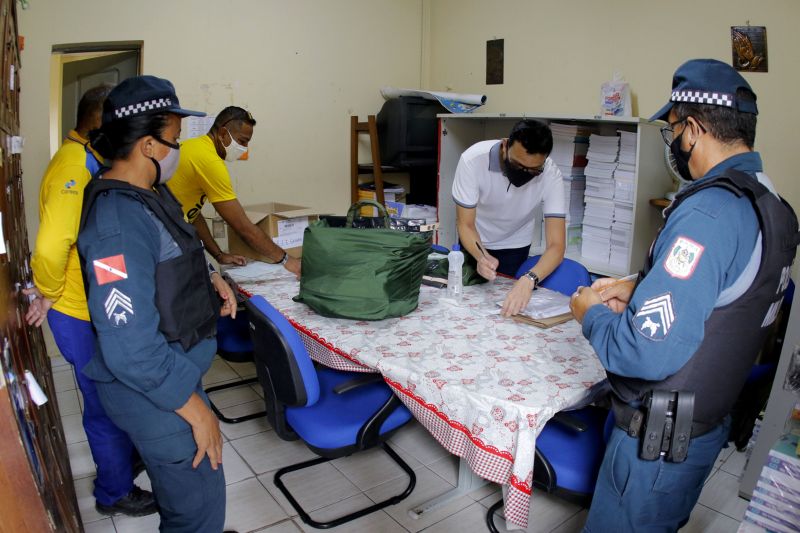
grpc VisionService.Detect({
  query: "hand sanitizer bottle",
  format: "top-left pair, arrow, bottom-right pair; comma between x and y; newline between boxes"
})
447,244 -> 464,301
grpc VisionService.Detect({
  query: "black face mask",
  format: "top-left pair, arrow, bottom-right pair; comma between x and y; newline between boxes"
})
670,130 -> 695,182
503,155 -> 536,188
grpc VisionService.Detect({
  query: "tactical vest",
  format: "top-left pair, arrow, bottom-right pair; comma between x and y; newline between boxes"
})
80,178 -> 220,351
608,170 -> 800,432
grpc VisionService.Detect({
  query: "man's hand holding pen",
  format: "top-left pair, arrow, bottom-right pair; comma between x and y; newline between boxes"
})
475,241 -> 499,281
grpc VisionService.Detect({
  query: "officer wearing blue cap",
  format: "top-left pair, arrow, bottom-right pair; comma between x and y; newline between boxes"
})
571,59 -> 799,531
77,75 -> 238,532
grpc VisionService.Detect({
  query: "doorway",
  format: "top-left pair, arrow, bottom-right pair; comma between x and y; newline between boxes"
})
49,42 -> 142,155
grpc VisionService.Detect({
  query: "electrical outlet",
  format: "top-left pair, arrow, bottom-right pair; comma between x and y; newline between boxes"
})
212,217 -> 226,239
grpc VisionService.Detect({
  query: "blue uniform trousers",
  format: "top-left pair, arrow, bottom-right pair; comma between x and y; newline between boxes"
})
48,309 -> 135,506
95,378 -> 226,533
583,417 -> 730,532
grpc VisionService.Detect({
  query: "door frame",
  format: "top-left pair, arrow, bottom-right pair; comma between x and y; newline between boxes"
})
49,41 -> 143,156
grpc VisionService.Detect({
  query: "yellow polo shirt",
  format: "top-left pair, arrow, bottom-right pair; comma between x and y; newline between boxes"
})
31,131 -> 102,321
167,135 -> 237,222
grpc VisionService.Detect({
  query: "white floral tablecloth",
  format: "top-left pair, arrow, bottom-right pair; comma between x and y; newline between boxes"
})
226,262 -> 607,530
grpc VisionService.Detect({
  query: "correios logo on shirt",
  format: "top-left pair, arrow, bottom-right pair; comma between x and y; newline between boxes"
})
61,179 -> 78,195
186,194 -> 207,221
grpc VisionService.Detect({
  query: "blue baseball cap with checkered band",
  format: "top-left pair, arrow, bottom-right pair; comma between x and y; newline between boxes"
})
650,58 -> 758,122
101,75 -> 205,126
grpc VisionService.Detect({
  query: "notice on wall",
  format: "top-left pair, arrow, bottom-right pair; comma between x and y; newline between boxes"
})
184,115 -> 216,140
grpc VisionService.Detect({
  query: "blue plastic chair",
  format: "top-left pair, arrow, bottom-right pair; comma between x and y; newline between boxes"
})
514,255 -> 592,295
489,256 -> 609,531
244,295 -> 416,529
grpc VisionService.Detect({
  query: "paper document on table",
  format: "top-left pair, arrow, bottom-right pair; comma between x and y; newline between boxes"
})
497,287 -> 574,328
522,288 -> 572,319
223,261 -> 280,280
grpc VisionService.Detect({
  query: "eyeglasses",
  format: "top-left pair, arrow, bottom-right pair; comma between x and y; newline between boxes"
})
660,119 -> 687,145
506,156 -> 545,176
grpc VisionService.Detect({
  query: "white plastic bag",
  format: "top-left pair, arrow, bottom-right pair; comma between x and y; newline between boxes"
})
600,73 -> 632,117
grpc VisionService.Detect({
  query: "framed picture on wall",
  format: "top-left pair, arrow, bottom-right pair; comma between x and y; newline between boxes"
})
731,26 -> 768,72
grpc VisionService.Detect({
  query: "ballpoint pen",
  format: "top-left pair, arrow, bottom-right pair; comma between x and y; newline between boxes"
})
600,273 -> 638,292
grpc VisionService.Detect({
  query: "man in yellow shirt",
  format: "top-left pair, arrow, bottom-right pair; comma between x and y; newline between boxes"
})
167,106 -> 301,275
25,85 -> 156,517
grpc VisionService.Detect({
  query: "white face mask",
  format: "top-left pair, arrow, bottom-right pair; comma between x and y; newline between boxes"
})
223,128 -> 248,162
151,146 -> 180,184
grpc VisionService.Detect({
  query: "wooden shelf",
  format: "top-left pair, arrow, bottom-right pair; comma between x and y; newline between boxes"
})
650,198 -> 671,208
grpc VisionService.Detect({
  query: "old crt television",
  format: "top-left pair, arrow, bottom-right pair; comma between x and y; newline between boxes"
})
376,96 -> 445,167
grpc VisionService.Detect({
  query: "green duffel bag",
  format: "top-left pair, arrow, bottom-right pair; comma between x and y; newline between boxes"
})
294,200 -> 432,320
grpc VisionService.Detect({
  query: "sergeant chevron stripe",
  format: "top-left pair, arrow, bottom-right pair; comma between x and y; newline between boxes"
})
634,293 -> 675,338
104,288 -> 134,320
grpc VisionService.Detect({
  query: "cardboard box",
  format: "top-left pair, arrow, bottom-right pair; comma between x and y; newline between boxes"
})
227,202 -> 319,261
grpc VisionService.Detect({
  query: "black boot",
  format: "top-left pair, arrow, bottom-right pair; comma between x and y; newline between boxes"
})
95,486 -> 158,517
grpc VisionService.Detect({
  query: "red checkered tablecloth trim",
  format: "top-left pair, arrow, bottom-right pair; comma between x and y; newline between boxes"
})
296,327 -> 374,373
505,483 -> 534,529
287,317 -> 374,372
385,376 -> 534,529
236,286 -> 373,373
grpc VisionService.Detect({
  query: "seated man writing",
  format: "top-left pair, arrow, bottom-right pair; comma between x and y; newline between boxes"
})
453,119 -> 566,317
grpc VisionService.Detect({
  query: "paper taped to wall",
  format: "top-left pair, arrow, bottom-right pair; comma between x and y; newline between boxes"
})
380,87 -> 487,113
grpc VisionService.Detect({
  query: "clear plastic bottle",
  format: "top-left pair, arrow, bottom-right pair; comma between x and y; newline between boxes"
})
447,244 -> 464,301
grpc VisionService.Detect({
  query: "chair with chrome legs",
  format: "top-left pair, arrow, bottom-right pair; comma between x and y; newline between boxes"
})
204,285 -> 266,424
245,295 -> 416,529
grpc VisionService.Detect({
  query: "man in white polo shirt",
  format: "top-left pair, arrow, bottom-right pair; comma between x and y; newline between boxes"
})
453,119 -> 566,317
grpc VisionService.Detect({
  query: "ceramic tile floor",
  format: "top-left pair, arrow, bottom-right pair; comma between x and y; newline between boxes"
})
52,354 -> 749,533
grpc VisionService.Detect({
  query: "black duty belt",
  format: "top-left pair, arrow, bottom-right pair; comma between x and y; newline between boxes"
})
613,401 -> 718,440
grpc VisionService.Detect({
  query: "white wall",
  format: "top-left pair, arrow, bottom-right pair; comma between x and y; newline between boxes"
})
19,0 -> 425,227
19,0 -> 425,355
426,0 -> 800,213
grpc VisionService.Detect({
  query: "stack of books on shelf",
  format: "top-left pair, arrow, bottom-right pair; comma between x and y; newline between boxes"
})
581,133 -> 620,264
739,423 -> 800,533
550,123 -> 590,253
358,181 -> 406,217
610,130 -> 637,270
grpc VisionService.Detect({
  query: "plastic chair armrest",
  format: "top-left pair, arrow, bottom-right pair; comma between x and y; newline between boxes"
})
551,412 -> 588,432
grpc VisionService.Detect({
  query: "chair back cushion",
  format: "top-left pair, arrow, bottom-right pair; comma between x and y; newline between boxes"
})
515,255 -> 591,296
245,296 -> 320,407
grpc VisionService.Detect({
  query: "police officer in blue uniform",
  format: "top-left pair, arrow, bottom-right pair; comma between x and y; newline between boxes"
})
570,59 -> 799,531
77,76 -> 238,532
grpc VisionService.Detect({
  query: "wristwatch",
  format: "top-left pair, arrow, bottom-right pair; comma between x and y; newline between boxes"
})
524,270 -> 540,290
278,251 -> 289,265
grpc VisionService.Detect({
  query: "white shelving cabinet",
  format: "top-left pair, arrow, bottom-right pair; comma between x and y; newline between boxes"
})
436,113 -> 672,277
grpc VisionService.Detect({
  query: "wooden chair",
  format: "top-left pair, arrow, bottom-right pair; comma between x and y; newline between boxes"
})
350,115 -> 385,205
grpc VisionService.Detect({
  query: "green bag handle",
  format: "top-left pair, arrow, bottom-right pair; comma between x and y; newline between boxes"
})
346,199 -> 391,228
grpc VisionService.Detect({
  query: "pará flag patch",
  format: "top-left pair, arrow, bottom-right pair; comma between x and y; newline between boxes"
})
93,255 -> 128,285
664,236 -> 704,279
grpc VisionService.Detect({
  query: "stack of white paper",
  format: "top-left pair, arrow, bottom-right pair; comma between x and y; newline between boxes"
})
551,123 -> 591,253
582,134 -> 619,263
610,130 -> 638,269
